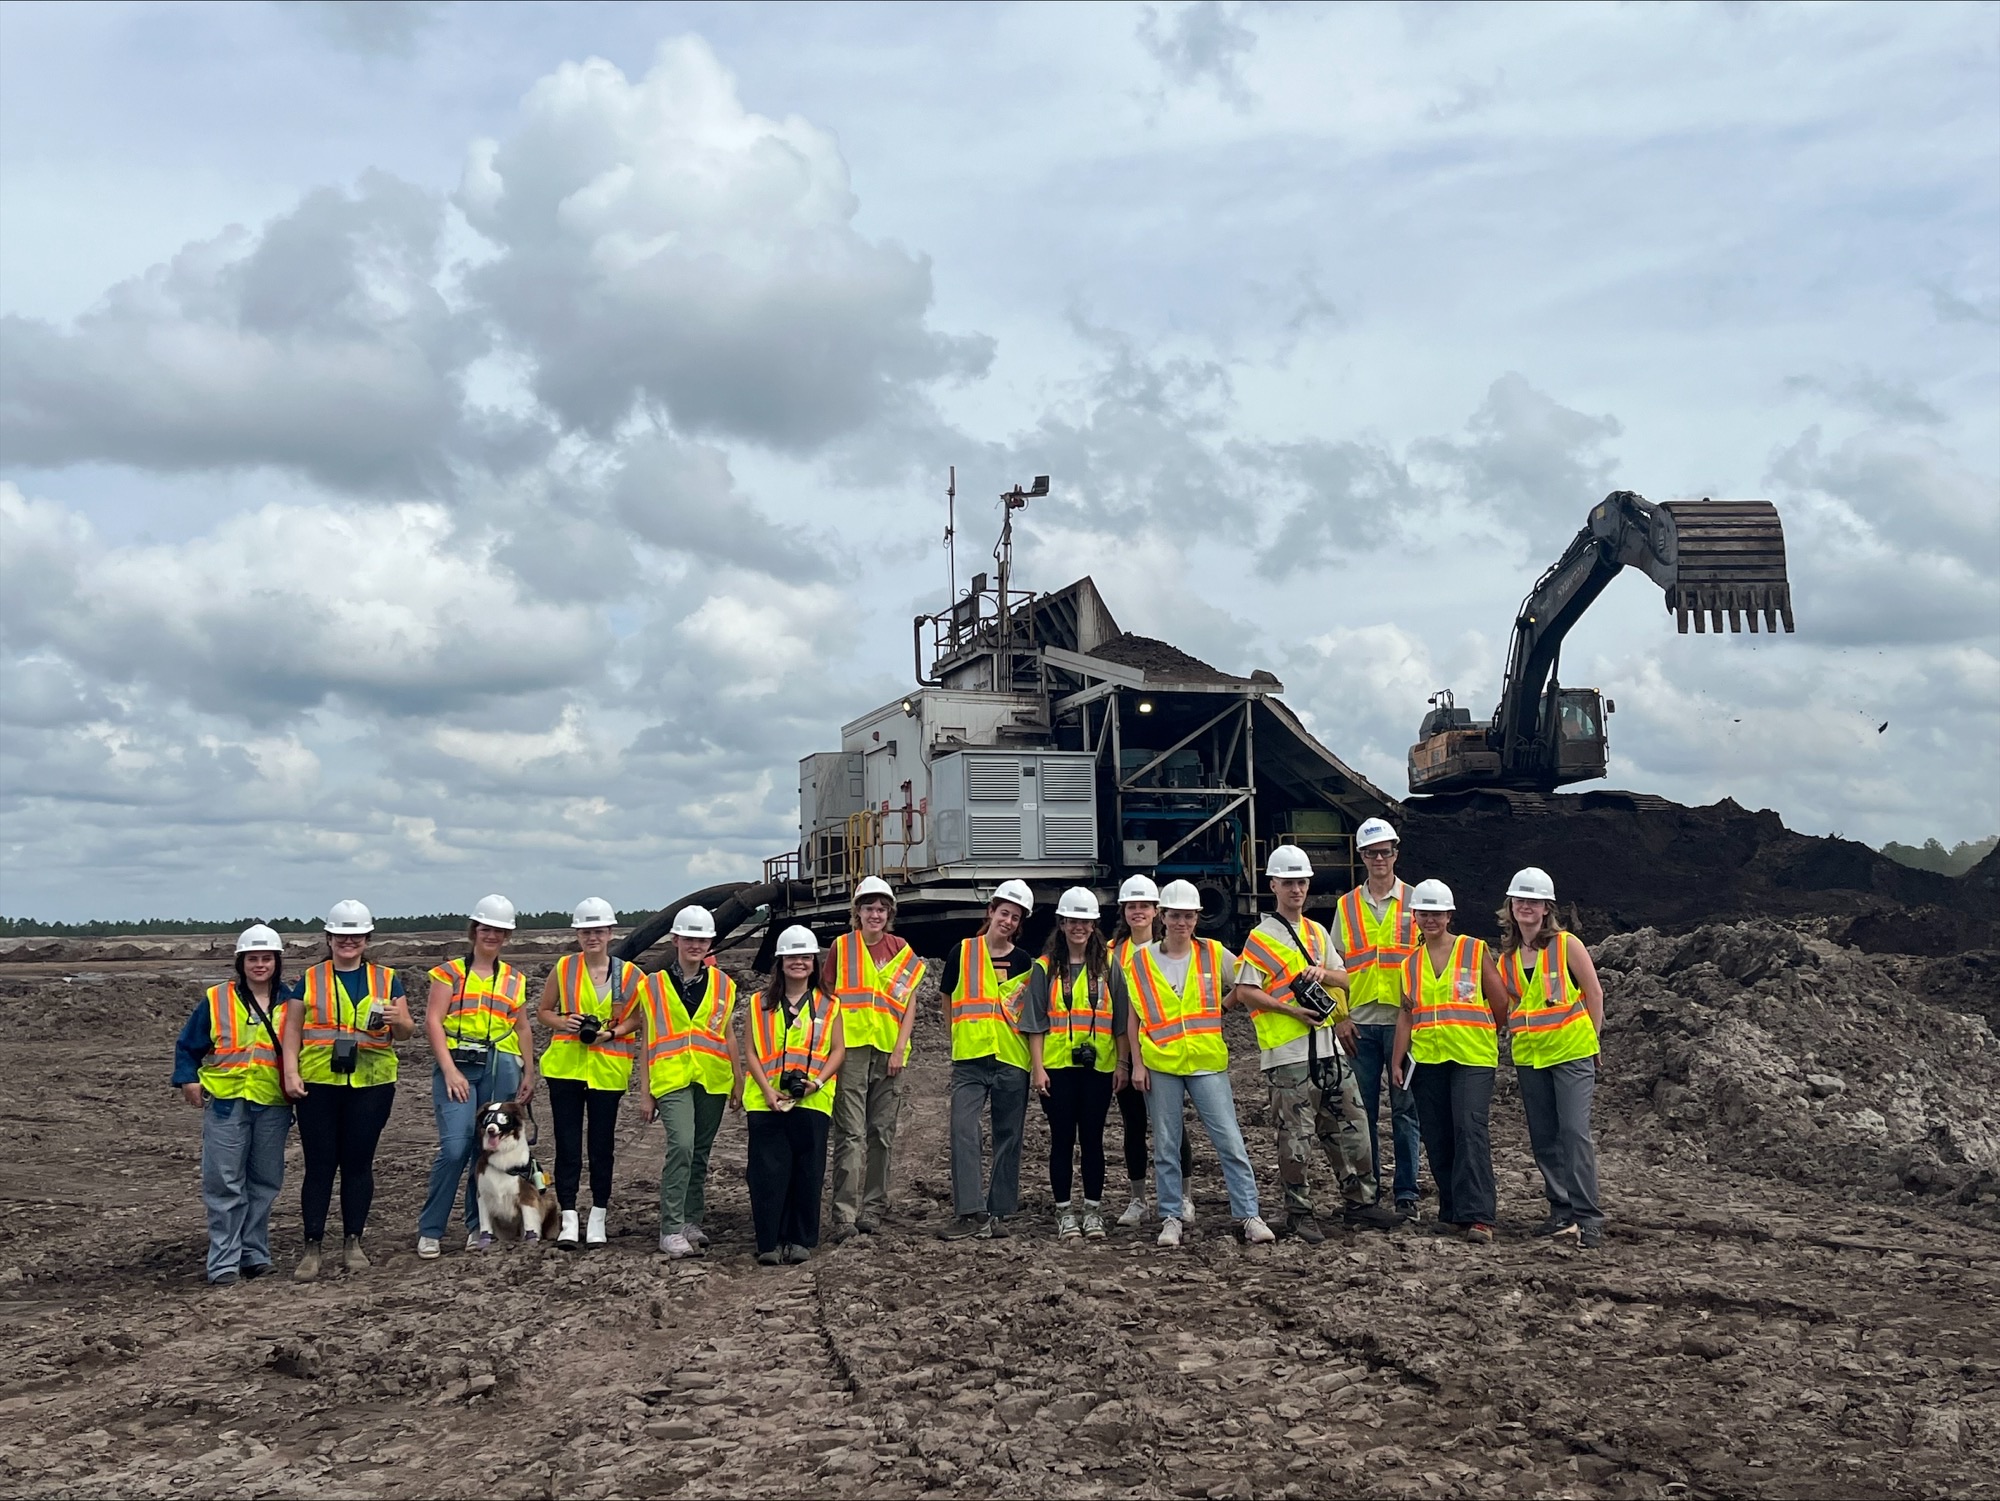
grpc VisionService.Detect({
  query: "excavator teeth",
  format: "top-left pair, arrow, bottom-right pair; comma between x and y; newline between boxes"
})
1660,500 -> 1796,635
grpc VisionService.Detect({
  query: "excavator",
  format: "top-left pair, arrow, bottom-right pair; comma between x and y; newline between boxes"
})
1407,492 -> 1794,795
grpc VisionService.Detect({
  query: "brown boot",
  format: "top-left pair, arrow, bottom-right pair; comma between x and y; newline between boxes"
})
292,1242 -> 322,1282
342,1235 -> 370,1272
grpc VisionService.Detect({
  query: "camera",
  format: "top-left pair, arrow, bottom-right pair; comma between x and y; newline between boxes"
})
1070,1040 -> 1099,1069
1292,975 -> 1339,1025
330,1036 -> 359,1075
450,1042 -> 492,1068
780,1068 -> 811,1099
576,1015 -> 602,1045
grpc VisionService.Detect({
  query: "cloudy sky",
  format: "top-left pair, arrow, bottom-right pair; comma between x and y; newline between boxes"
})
2,1 -> 1995,922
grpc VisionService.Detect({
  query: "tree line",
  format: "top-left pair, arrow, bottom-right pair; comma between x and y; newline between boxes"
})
0,911 -> 656,938
1878,836 -> 1998,878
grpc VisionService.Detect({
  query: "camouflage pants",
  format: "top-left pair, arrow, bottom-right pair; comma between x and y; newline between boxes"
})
1265,1058 -> 1376,1215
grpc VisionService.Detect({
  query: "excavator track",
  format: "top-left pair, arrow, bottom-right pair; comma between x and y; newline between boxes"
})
1661,499 -> 1795,634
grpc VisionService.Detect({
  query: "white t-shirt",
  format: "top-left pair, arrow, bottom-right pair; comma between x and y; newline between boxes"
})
1142,941 -> 1238,1077
1240,914 -> 1345,1071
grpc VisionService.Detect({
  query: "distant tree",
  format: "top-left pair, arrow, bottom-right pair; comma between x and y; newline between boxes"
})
1880,836 -> 1998,877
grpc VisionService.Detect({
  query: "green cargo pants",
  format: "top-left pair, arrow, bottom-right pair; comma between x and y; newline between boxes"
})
656,1084 -> 728,1235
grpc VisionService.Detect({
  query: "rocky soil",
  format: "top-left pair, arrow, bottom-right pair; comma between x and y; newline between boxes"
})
0,924 -> 1995,1499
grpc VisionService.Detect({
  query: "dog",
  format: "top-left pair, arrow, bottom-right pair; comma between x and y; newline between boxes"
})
472,1100 -> 559,1249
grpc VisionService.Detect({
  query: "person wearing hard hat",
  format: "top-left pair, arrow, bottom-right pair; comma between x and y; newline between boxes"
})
1108,874 -> 1192,1228
534,898 -> 647,1252
744,925 -> 847,1265
1124,880 -> 1276,1247
280,899 -> 414,1281
1496,868 -> 1607,1248
171,924 -> 303,1284
1018,887 -> 1130,1240
1232,846 -> 1397,1241
936,879 -> 1039,1240
1334,817 -> 1423,1221
636,903 -> 740,1258
417,895 -> 537,1257
823,876 -> 926,1238
1389,881 -> 1509,1242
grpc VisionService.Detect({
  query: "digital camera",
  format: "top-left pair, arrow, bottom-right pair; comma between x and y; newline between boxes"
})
780,1068 -> 812,1099
1070,1039 -> 1099,1069
576,1014 -> 603,1045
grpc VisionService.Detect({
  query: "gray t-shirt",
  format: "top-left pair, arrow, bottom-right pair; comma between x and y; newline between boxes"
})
1017,959 -> 1130,1041
1240,914 -> 1347,1071
1134,941 -> 1238,1077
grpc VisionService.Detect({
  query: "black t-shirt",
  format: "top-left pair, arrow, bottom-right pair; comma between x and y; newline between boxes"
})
936,940 -> 1038,998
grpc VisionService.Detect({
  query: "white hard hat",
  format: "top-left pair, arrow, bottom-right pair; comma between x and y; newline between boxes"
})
1356,818 -> 1398,849
853,876 -> 895,904
991,879 -> 1035,915
1159,879 -> 1203,912
670,904 -> 718,939
1506,867 -> 1557,901
235,924 -> 284,954
1055,887 -> 1101,921
471,894 -> 518,931
774,924 -> 820,957
1117,874 -> 1161,905
1409,879 -> 1455,912
571,897 -> 617,929
1266,844 -> 1314,880
325,899 -> 375,935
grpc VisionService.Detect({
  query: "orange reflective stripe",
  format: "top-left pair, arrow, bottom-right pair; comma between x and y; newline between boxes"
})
1408,937 -> 1494,1035
1340,885 -> 1416,971
301,962 -> 393,1049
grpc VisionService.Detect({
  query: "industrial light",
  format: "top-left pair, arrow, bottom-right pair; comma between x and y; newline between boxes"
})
1137,700 -> 1154,714
901,697 -> 916,715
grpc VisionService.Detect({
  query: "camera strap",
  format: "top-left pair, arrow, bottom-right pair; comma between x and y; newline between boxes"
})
1273,913 -> 1342,1091
235,981 -> 283,1056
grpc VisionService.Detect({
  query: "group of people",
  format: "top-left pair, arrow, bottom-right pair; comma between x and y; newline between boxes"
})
171,816 -> 1606,1284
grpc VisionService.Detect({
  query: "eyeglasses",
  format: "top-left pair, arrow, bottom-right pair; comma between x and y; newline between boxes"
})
1360,847 -> 1398,859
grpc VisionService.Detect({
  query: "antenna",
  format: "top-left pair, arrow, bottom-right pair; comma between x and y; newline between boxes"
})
944,465 -> 957,602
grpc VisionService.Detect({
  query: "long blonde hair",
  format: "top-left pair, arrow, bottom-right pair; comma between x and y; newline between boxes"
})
1497,899 -> 1567,955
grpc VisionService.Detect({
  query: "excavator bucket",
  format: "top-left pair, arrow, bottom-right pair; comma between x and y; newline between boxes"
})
1660,500 -> 1795,634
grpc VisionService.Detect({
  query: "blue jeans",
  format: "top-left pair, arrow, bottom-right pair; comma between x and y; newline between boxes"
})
1146,1071 -> 1260,1221
1352,1022 -> 1421,1204
419,1053 -> 524,1240
200,1098 -> 291,1281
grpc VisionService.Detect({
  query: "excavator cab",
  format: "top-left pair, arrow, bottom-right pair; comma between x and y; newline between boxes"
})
1552,687 -> 1608,780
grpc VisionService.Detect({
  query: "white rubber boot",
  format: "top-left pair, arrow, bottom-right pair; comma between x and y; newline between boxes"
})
557,1210 -> 580,1248
586,1207 -> 608,1247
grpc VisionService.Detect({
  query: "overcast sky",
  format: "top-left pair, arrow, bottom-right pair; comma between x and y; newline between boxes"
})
2,1 -> 1996,922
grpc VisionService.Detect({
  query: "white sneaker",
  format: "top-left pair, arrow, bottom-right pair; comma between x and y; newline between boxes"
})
1182,1199 -> 1197,1226
463,1230 -> 481,1252
1241,1215 -> 1276,1245
1058,1207 -> 1082,1239
557,1210 -> 580,1248
416,1236 -> 440,1260
685,1223 -> 710,1249
586,1207 -> 608,1246
1082,1202 -> 1106,1239
1117,1192 -> 1150,1228
660,1232 -> 692,1259
1156,1217 -> 1184,1248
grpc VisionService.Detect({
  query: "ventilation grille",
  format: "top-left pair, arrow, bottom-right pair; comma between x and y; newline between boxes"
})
1040,815 -> 1097,861
1040,759 -> 1093,802
969,816 -> 1023,860
966,757 -> 1020,802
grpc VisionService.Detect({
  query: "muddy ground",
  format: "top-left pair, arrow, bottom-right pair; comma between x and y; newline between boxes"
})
1,925 -> 1996,1500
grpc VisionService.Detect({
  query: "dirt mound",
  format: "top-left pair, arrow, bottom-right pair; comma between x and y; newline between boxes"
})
1592,919 -> 2000,1218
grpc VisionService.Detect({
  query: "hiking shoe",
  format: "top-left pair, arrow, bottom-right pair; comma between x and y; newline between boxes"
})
854,1215 -> 880,1234
660,1233 -> 693,1259
241,1262 -> 271,1280
1241,1216 -> 1277,1246
1534,1213 -> 1577,1238
1577,1224 -> 1604,1249
557,1211 -> 579,1248
293,1242 -> 322,1282
469,1230 -> 495,1252
1465,1224 -> 1495,1244
829,1220 -> 857,1244
983,1215 -> 1010,1240
936,1214 -> 986,1241
782,1243 -> 812,1265
1082,1202 -> 1106,1240
1344,1201 -> 1401,1232
1395,1198 -> 1420,1223
685,1223 -> 711,1249
1156,1217 -> 1184,1248
464,1230 -> 482,1252
416,1236 -> 441,1261
755,1249 -> 782,1267
1058,1208 -> 1082,1240
211,1270 -> 239,1286
1117,1193 -> 1150,1228
1285,1212 -> 1326,1245
342,1236 -> 370,1272
1429,1219 -> 1462,1236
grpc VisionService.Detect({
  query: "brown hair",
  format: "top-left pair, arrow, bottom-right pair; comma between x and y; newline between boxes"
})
1497,899 -> 1565,955
1040,920 -> 1109,986
850,894 -> 896,930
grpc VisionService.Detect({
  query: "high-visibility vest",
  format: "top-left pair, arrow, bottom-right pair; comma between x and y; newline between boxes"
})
1403,936 -> 1497,1068
298,961 -> 399,1087
642,962 -> 739,1098
1238,915 -> 1343,1054
540,952 -> 645,1091
1124,940 -> 1231,1076
743,989 -> 838,1116
1501,936 -> 1598,1069
197,982 -> 287,1106
427,958 -> 528,1058
1035,958 -> 1116,1073
949,937 -> 1031,1069
829,932 -> 925,1054
1335,882 -> 1417,1012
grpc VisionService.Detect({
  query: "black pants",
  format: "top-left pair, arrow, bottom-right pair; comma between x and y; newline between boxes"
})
1412,1061 -> 1496,1227
546,1077 -> 622,1211
1043,1066 -> 1116,1201
746,1108 -> 831,1254
295,1082 -> 395,1241
1116,1082 -> 1194,1182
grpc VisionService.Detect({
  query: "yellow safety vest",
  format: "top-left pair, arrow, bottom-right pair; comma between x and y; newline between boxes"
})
540,952 -> 645,1091
1124,940 -> 1231,1075
1335,883 -> 1418,1012
642,962 -> 739,1098
298,961 -> 399,1087
829,932 -> 925,1055
948,936 -> 1031,1069
1502,936 -> 1598,1069
743,989 -> 838,1116
1238,915 -> 1343,1053
1403,936 -> 1498,1068
427,958 -> 528,1058
197,982 -> 287,1106
1035,958 -> 1116,1073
